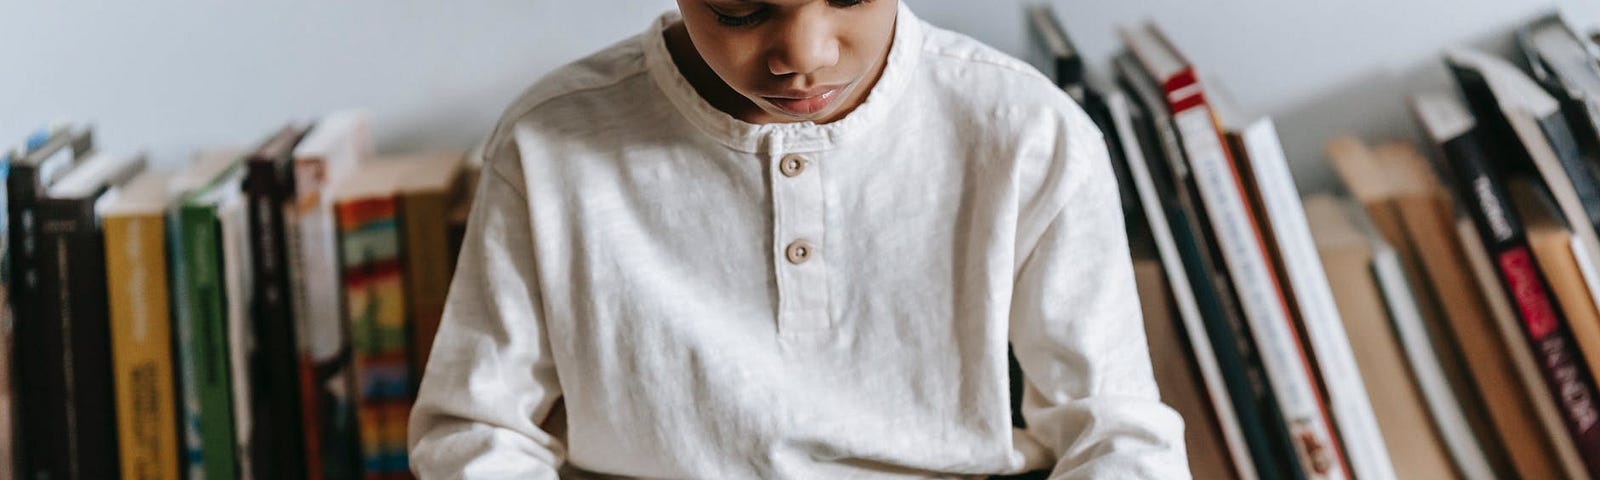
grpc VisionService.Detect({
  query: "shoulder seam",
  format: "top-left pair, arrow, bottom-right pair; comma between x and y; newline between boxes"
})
502,68 -> 651,131
919,45 -> 1049,81
485,65 -> 650,156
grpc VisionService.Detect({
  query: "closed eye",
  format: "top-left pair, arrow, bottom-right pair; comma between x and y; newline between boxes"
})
709,0 -> 877,28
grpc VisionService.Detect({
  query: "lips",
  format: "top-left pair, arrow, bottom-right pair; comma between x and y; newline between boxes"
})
761,87 -> 842,116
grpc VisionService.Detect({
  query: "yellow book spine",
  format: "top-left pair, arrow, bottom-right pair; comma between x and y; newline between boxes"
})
106,214 -> 179,480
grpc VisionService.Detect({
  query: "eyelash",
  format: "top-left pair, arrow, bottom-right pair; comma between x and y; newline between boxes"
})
712,0 -> 873,27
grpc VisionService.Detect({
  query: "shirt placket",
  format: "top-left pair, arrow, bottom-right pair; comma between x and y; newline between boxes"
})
768,134 -> 831,337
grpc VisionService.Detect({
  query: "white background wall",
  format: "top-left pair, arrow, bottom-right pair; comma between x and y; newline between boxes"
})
4,0 -> 1598,192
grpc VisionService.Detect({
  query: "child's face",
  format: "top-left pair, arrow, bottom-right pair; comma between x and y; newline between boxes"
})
676,0 -> 898,124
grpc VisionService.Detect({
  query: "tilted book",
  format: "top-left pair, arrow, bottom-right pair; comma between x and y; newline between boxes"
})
1125,23 -> 1352,480
1417,91 -> 1600,479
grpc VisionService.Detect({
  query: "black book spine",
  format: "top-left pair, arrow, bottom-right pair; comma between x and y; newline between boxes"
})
243,156 -> 307,479
1114,63 -> 1303,480
24,198 -> 119,480
8,163 -> 65,480
1440,126 -> 1600,478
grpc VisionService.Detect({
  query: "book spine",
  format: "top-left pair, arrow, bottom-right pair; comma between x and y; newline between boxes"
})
1531,114 -> 1600,316
6,164 -> 64,480
1107,91 -> 1259,480
176,203 -> 239,480
289,156 -> 360,480
219,195 -> 256,480
243,160 -> 307,479
36,198 -> 120,480
400,190 -> 452,386
106,212 -> 180,480
283,204 -> 325,480
6,163 -> 53,476
0,158 -> 11,480
1414,196 -> 1561,476
338,197 -> 414,480
1444,130 -> 1600,478
1118,64 -> 1302,480
1165,69 -> 1348,479
1237,123 -> 1398,480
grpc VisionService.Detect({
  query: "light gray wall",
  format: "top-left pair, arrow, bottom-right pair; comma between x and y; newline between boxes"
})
4,1 -> 1598,191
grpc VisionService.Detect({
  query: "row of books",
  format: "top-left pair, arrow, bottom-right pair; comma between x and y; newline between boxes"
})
0,113 -> 479,480
1029,5 -> 1600,480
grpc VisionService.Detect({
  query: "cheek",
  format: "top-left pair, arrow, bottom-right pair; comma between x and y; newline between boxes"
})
696,31 -> 768,88
844,7 -> 897,67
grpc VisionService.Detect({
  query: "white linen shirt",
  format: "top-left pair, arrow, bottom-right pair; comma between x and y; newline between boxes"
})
409,4 -> 1189,479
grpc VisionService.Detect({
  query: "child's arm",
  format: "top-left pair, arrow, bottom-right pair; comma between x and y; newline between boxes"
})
1008,112 -> 1190,480
408,148 -> 565,479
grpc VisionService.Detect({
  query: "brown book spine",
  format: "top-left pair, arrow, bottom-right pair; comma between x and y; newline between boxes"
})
400,189 -> 453,386
1406,194 -> 1556,479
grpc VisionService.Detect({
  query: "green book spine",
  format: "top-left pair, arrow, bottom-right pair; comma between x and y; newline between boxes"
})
173,203 -> 238,480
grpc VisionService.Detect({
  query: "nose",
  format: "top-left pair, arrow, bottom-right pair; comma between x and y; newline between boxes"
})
766,11 -> 839,77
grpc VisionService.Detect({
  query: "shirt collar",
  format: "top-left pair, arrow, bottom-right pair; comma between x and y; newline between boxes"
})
641,2 -> 923,155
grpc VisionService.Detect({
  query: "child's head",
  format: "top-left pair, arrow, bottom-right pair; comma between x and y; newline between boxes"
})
674,0 -> 898,124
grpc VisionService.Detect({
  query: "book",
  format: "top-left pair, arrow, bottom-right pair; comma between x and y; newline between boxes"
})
1327,138 -> 1501,479
1511,179 -> 1600,407
1132,254 -> 1240,480
1124,23 -> 1349,480
0,147 -> 9,480
31,147 -> 147,480
7,126 -> 115,480
1416,91 -> 1600,479
218,172 -> 255,480
1304,194 -> 1461,480
289,112 -> 371,480
101,170 -> 181,480
170,149 -> 248,480
1227,119 -> 1398,480
333,158 -> 422,480
1372,140 -> 1524,477
1107,90 -> 1255,478
394,151 -> 468,386
0,126 -> 54,480
1519,15 -> 1600,163
1455,213 -> 1591,479
241,124 -> 312,480
1448,48 -> 1600,335
1114,51 -> 1297,480
1391,137 -> 1562,478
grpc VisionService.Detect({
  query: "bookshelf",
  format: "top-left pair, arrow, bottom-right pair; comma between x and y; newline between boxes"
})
6,1 -> 1600,478
3,1 -> 1597,190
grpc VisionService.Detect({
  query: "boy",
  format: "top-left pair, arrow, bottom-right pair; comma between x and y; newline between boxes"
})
409,1 -> 1189,478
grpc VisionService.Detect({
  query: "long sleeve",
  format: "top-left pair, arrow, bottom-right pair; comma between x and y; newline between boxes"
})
408,144 -> 566,479
1008,118 -> 1191,480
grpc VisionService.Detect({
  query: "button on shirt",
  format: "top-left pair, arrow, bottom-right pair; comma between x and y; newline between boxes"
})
408,4 -> 1189,480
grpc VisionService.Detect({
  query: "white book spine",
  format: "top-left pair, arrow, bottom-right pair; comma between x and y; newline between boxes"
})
1238,120 -> 1397,480
1368,240 -> 1497,480
290,159 -> 348,363
1172,106 -> 1346,480
1107,92 -> 1258,480
218,193 -> 256,480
